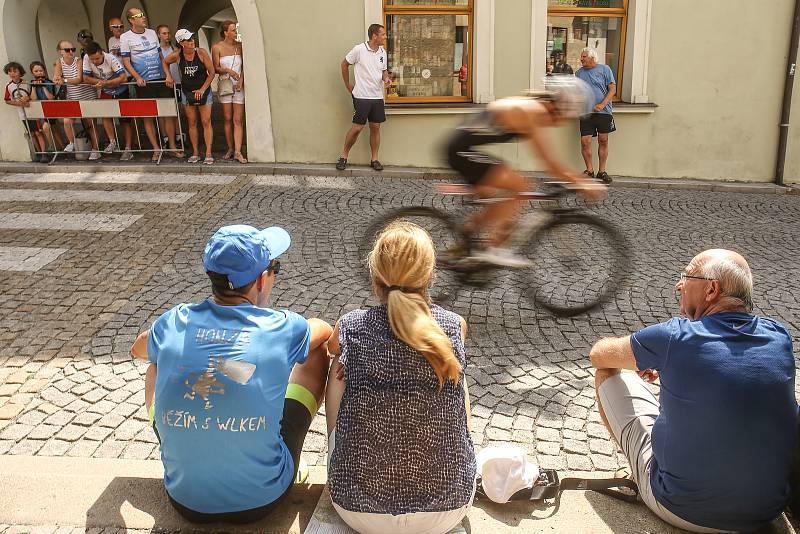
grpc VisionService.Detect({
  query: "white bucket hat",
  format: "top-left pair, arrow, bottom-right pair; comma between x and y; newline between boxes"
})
476,446 -> 540,503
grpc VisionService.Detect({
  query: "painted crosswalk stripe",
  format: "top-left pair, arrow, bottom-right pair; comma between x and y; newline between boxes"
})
0,173 -> 236,185
0,246 -> 67,272
0,213 -> 142,232
0,189 -> 195,204
254,175 -> 356,190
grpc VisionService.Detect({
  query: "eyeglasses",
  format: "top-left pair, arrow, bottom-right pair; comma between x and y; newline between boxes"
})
680,273 -> 715,282
78,33 -> 93,39
61,47 -> 77,53
110,24 -> 124,29
268,260 -> 281,275
129,12 -> 146,19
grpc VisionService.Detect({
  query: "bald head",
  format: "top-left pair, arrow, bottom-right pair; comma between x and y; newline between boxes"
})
693,249 -> 753,311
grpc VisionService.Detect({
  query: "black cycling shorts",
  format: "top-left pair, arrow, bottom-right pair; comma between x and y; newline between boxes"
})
352,96 -> 386,125
446,128 -> 508,186
579,112 -> 616,137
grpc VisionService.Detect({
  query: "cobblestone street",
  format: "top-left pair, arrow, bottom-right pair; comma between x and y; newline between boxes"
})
0,171 -> 798,477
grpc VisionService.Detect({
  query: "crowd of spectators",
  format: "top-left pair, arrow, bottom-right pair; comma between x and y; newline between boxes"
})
3,8 -> 248,164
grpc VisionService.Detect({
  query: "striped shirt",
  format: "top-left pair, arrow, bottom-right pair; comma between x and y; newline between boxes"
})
60,58 -> 97,100
329,304 -> 476,515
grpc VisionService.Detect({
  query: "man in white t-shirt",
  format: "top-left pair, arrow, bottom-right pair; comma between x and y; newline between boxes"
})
120,7 -> 179,160
336,24 -> 390,172
107,17 -> 125,58
83,41 -> 133,159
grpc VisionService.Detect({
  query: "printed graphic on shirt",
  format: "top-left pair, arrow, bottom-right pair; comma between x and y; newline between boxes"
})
183,356 -> 256,410
120,28 -> 164,81
83,52 -> 127,96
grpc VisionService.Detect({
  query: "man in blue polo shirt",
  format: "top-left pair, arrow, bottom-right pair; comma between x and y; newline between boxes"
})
589,249 -> 797,532
131,224 -> 333,523
575,47 -> 616,184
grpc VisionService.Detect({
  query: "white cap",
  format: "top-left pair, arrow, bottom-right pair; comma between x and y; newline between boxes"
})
175,29 -> 193,42
476,446 -> 540,503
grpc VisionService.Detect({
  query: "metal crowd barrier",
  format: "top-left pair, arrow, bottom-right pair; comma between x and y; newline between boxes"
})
22,80 -> 185,165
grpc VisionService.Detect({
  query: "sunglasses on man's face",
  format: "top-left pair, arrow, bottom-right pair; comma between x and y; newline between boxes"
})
61,47 -> 76,53
129,12 -> 145,20
110,24 -> 124,29
268,260 -> 281,276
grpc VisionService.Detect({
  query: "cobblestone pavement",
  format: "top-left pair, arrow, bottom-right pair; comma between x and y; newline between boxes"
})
0,172 -> 799,478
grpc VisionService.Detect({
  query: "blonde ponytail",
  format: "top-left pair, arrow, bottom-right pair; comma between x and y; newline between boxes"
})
368,222 -> 462,387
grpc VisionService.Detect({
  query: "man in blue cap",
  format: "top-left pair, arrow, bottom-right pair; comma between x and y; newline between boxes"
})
131,224 -> 332,524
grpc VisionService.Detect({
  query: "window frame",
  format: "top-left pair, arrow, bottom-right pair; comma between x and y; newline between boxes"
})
383,0 -> 474,104
546,0 -> 628,102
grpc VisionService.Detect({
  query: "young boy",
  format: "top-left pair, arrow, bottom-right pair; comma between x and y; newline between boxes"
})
4,61 -> 47,162
29,61 -> 66,153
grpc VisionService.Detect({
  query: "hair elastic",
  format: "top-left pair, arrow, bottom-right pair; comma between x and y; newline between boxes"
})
386,285 -> 405,293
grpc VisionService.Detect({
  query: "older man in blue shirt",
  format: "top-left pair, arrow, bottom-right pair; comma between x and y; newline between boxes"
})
575,47 -> 616,184
589,249 -> 797,533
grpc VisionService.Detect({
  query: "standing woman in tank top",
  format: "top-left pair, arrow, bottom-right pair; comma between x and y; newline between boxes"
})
52,40 -> 101,160
163,30 -> 215,165
212,21 -> 247,163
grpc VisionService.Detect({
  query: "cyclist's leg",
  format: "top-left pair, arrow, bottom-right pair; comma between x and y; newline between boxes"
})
473,163 -> 527,247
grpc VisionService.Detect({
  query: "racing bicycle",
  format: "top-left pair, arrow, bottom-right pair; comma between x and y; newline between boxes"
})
359,181 -> 632,317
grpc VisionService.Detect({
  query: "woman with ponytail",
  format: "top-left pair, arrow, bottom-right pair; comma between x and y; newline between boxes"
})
325,222 -> 476,534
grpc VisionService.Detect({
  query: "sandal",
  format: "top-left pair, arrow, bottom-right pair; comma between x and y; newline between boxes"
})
151,150 -> 162,163
187,155 -> 201,163
203,156 -> 215,165
172,150 -> 185,159
234,151 -> 248,164
222,149 -> 234,160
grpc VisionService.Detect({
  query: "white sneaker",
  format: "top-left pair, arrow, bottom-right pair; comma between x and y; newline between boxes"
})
104,140 -> 117,154
88,150 -> 101,161
473,246 -> 532,268
120,148 -> 133,161
63,142 -> 75,152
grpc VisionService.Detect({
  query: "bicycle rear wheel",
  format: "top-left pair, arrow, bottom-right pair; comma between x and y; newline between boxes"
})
359,207 -> 467,304
520,212 -> 631,316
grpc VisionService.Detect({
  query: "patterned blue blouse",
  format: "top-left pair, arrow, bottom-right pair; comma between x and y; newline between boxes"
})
329,304 -> 476,515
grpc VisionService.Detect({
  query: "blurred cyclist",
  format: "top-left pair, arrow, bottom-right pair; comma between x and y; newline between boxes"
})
445,77 -> 606,267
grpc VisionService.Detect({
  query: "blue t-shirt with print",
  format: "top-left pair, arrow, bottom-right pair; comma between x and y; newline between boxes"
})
147,299 -> 310,513
576,63 -> 615,114
631,312 -> 797,532
120,28 -> 164,81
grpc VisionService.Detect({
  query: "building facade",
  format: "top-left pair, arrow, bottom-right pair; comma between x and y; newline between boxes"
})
0,0 -> 798,184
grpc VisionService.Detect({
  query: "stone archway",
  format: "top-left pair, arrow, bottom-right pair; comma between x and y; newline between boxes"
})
0,0 -> 275,162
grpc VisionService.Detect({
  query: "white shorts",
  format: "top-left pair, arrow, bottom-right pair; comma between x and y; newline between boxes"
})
328,431 -> 473,534
598,371 -> 734,534
219,87 -> 245,105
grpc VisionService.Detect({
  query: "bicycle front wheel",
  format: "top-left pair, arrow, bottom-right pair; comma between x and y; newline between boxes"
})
520,212 -> 631,317
359,207 -> 466,304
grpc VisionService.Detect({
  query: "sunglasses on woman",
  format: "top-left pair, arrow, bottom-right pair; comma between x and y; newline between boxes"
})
110,24 -> 124,29
61,47 -> 76,53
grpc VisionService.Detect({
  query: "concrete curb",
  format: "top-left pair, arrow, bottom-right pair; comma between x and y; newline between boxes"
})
0,455 -> 794,533
0,162 -> 796,195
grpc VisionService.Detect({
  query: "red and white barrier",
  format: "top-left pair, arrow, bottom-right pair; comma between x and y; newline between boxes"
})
24,98 -> 177,119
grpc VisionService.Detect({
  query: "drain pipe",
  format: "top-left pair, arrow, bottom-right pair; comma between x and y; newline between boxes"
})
776,0 -> 800,186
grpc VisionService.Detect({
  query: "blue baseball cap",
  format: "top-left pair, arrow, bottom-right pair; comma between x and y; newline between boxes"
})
203,224 -> 290,289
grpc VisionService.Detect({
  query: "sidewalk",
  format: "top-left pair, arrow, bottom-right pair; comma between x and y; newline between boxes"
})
0,161 -> 796,195
1,455 -> 793,533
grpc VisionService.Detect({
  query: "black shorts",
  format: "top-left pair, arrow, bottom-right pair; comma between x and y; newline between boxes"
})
446,128 -> 511,186
136,80 -> 173,99
23,119 -> 41,133
579,112 -> 616,137
352,96 -> 385,125
164,397 -> 313,524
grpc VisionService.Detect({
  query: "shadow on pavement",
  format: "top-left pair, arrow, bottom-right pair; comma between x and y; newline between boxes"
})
85,476 -> 323,533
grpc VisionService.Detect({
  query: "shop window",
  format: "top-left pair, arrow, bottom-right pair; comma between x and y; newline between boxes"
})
384,0 -> 473,103
546,0 -> 627,100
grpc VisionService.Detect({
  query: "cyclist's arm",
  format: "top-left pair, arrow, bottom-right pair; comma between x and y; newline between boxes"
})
524,125 -> 588,188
